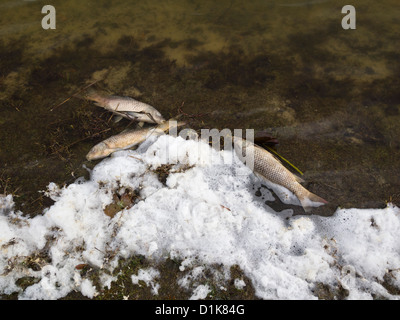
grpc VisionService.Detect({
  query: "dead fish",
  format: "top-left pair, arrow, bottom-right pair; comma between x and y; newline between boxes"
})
86,119 -> 185,161
85,90 -> 165,124
233,136 -> 327,212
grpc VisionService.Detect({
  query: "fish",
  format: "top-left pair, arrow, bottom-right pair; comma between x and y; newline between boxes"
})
86,119 -> 185,161
84,90 -> 166,124
232,136 -> 327,212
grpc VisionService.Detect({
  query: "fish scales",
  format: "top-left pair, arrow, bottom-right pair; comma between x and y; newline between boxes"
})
85,91 -> 165,124
102,126 -> 155,150
233,136 -> 327,211
86,120 -> 184,161
252,145 -> 305,197
103,96 -> 154,113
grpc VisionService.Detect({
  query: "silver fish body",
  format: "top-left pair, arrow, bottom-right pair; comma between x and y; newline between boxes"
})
86,91 -> 165,124
86,120 -> 185,161
233,136 -> 327,211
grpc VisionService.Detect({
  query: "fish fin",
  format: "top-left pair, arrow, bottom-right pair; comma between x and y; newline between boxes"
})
301,203 -> 313,213
125,111 -> 158,123
111,110 -> 132,120
113,115 -> 123,123
122,112 -> 141,121
294,175 -> 305,183
126,111 -> 142,117
253,171 -> 270,185
299,192 -> 328,212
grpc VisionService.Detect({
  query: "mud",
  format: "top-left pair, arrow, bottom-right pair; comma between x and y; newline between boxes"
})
1,0 -> 399,299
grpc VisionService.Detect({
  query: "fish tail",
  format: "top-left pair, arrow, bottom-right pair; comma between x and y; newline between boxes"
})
83,88 -> 106,105
299,191 -> 328,213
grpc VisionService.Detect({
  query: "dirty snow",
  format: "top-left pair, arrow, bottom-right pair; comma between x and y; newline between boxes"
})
0,135 -> 399,300
131,267 -> 160,295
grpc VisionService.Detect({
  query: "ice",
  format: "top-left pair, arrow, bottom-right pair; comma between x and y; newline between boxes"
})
0,135 -> 399,299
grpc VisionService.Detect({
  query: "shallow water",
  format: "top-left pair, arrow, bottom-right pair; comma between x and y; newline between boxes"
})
0,0 -> 399,216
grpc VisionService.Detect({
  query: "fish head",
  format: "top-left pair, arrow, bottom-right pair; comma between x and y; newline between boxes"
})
86,142 -> 111,161
156,119 -> 186,132
150,110 -> 166,124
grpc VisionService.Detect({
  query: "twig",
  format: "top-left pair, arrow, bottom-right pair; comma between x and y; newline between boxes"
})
177,101 -> 210,119
50,128 -> 111,155
49,79 -> 100,112
107,102 -> 121,123
129,155 -> 144,162
319,181 -> 340,191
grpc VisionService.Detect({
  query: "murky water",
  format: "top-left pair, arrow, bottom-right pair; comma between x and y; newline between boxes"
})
0,0 -> 399,215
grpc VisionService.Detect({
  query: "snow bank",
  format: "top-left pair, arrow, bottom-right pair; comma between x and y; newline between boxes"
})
0,135 -> 399,299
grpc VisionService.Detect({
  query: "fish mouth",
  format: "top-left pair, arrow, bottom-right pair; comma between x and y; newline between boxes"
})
86,153 -> 108,161
86,150 -> 106,161
86,154 -> 97,161
154,115 -> 166,124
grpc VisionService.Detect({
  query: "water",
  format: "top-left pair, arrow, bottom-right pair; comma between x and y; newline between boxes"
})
0,0 -> 399,299
1,0 -> 399,214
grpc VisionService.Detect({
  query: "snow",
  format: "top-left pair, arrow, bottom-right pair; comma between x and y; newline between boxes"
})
80,279 -> 97,298
0,135 -> 400,300
189,284 -> 211,300
234,279 -> 246,290
131,268 -> 160,295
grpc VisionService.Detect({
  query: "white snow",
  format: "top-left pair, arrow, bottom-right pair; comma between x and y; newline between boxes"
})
234,279 -> 246,290
0,135 -> 399,300
80,279 -> 97,298
131,268 -> 160,295
189,284 -> 211,300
